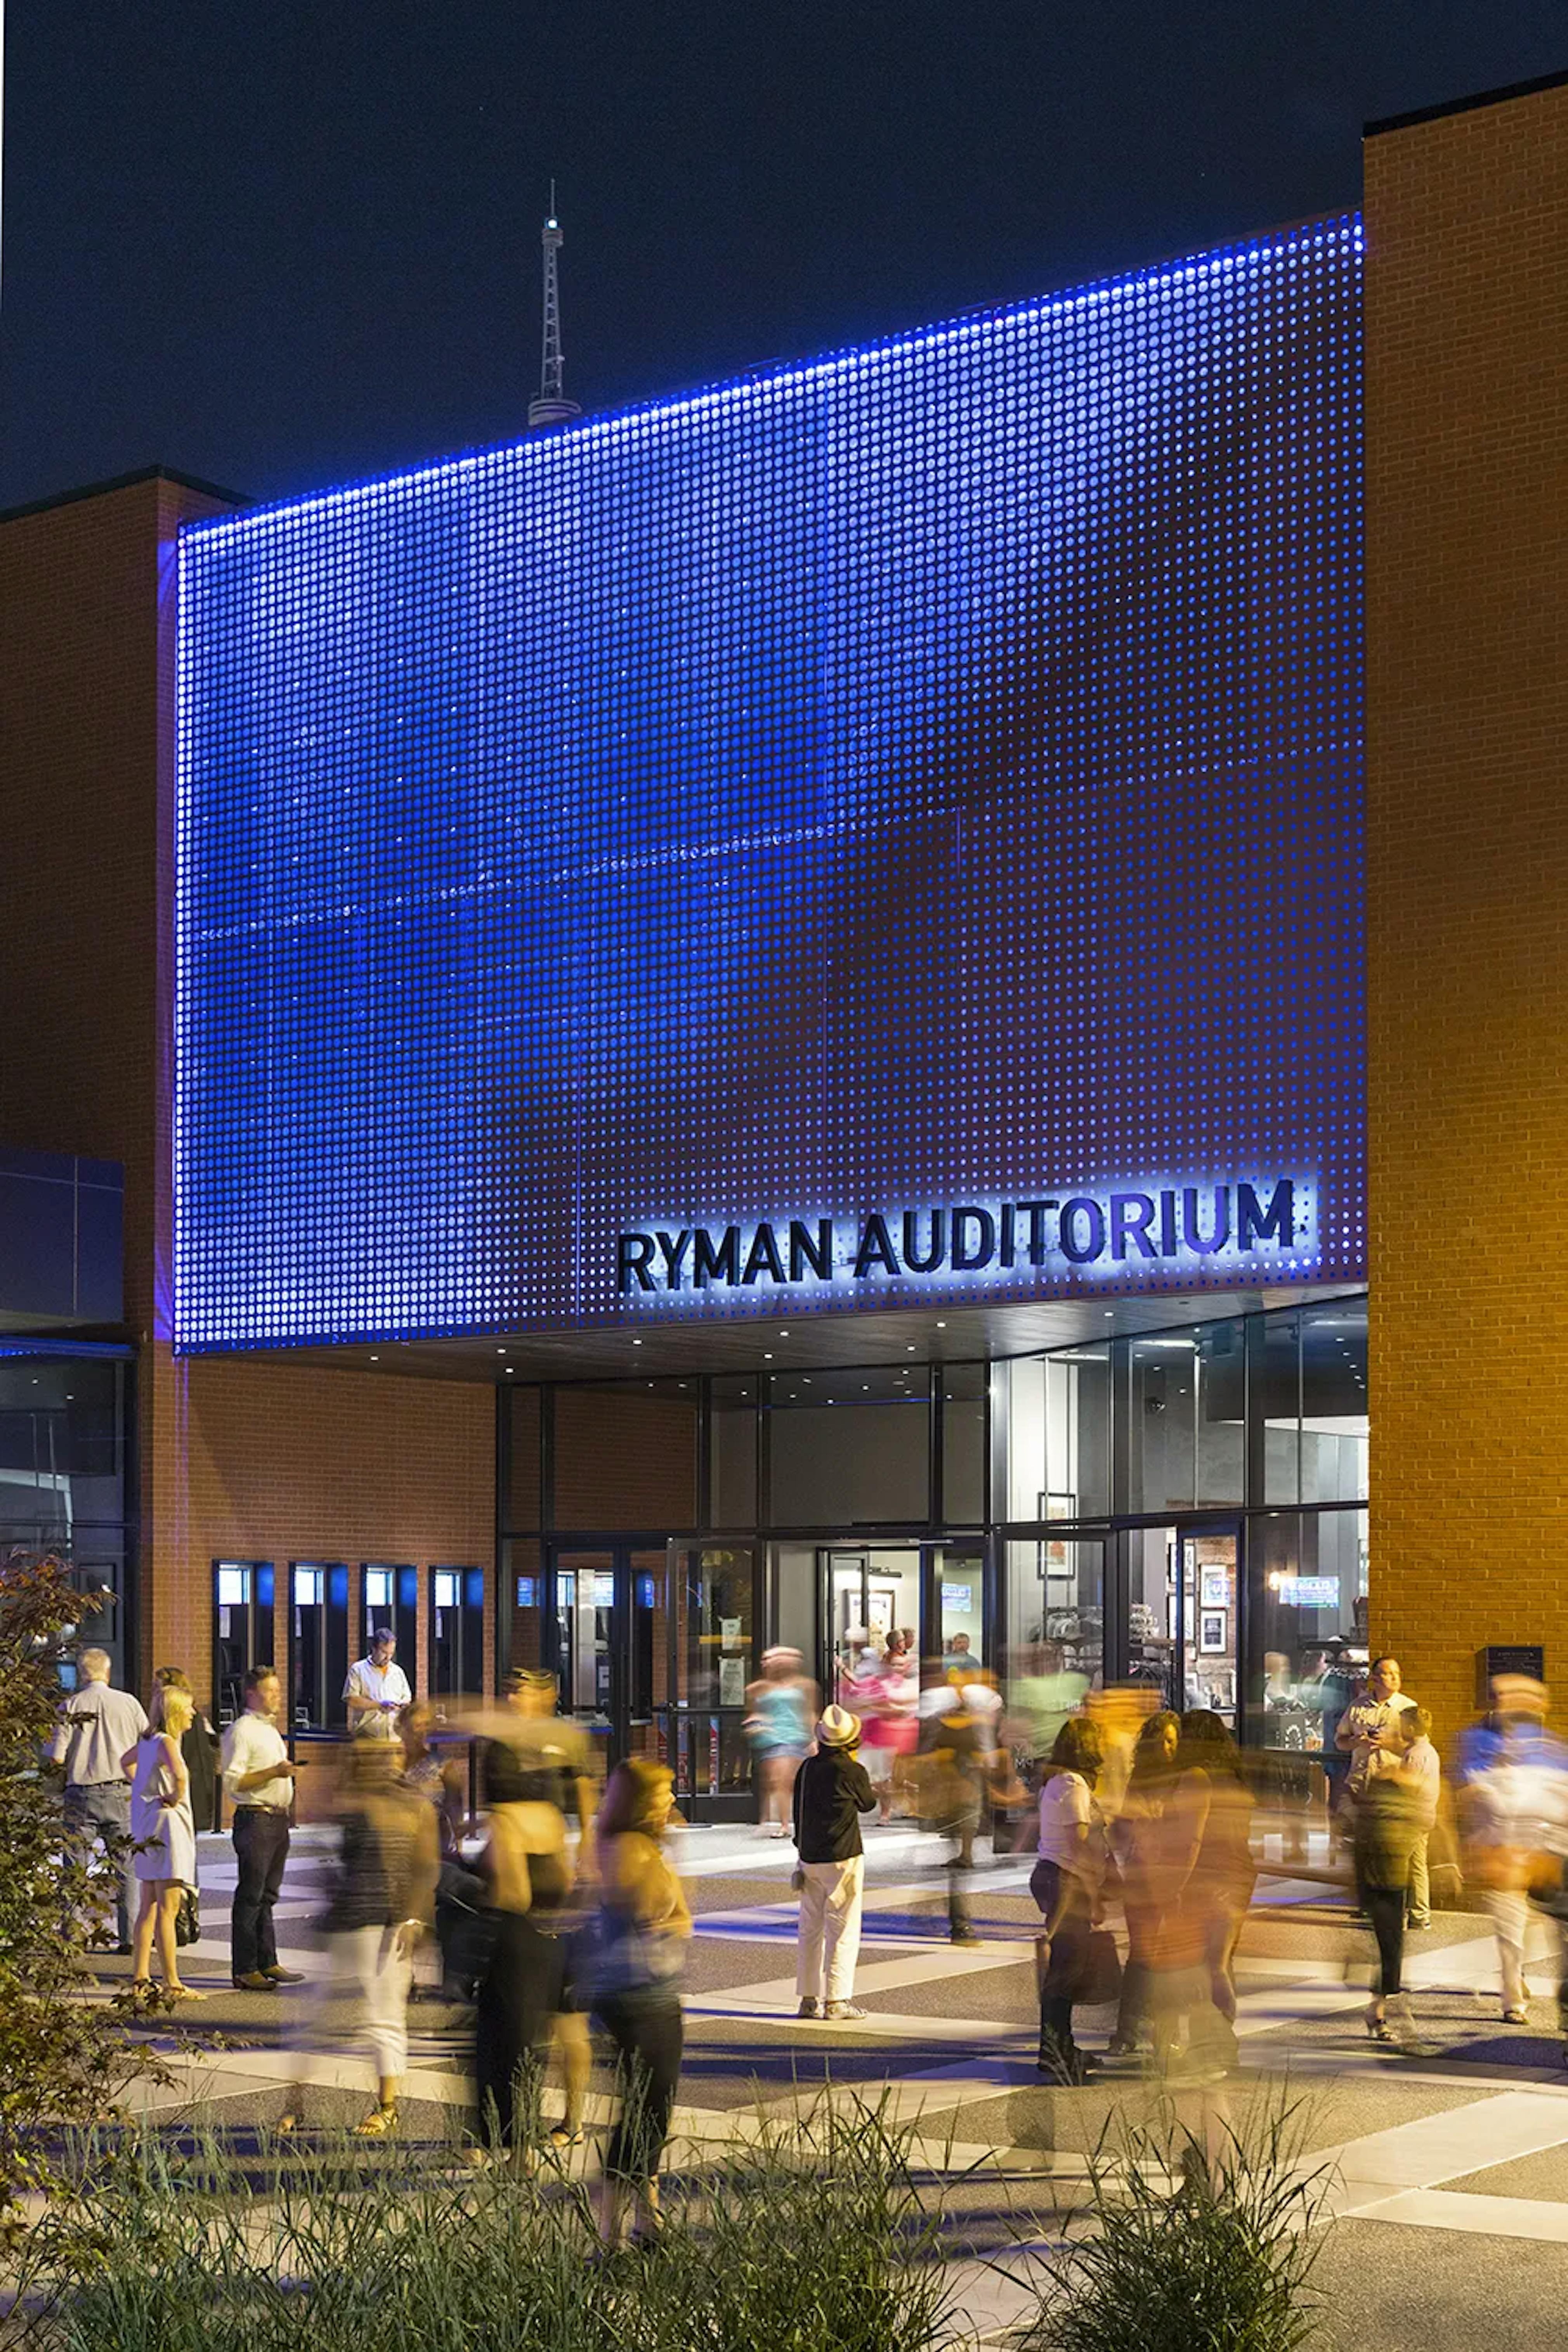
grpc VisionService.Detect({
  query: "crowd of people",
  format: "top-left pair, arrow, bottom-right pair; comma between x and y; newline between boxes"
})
45,1625 -> 1568,2227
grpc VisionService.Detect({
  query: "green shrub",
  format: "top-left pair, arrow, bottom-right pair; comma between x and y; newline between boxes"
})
1022,2091 -> 1330,2352
0,1553 -> 154,2238
18,2093 -> 969,2352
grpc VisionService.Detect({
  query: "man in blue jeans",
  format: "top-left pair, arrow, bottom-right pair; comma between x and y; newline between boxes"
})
221,1667 -> 303,1989
49,1648 -> 147,1950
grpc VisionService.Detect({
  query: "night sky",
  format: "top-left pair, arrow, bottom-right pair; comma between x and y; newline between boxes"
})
0,3 -> 1562,514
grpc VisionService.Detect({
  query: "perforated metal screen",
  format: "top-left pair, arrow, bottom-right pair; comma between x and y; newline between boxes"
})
175,217 -> 1363,1348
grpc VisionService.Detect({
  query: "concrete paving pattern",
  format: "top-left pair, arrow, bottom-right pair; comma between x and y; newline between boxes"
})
88,1820 -> 1568,2348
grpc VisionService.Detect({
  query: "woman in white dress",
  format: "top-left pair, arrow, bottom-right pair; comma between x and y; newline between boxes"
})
122,1684 -> 203,2002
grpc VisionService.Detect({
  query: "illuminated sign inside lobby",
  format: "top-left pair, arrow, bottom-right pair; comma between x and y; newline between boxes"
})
617,1178 -> 1308,1296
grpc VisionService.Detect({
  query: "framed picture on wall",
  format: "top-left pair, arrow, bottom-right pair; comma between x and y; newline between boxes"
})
1039,1495 -> 1078,1582
1200,1610 -> 1228,1654
1200,1567 -> 1230,1609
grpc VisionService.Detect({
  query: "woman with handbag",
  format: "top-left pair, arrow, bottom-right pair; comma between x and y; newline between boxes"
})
1030,1716 -> 1111,2082
588,1759 -> 692,2248
122,1686 -> 203,2004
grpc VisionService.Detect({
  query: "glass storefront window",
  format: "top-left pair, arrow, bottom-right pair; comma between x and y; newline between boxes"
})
1301,1303 -> 1369,1504
1128,1335 -> 1197,1512
1004,1346 -> 1110,1521
1246,1507 -> 1369,1758
1006,1534 -> 1104,1694
1252,1309 -> 1302,1503
767,1366 -> 930,1526
940,1363 -> 987,1524
708,1376 -> 758,1526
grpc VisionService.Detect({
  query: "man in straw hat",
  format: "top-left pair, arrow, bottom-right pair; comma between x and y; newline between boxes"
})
792,1704 -> 878,2021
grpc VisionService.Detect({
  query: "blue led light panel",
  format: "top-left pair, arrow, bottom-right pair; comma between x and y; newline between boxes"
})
176,217 -> 1364,1348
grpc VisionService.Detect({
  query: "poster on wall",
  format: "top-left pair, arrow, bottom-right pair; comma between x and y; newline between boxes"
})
1200,1610 -> 1228,1654
718,1656 -> 748,1707
1200,1567 -> 1230,1609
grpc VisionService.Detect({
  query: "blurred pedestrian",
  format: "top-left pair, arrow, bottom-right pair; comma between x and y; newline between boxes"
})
1354,1707 -> 1430,2046
793,1703 -> 877,2020
123,1686 -> 203,2003
745,1649 -> 815,1838
918,1674 -> 994,1945
861,1634 -> 918,1824
47,1646 -> 146,1952
1009,1641 -> 1089,1793
489,1668 -> 600,1867
473,1740 -> 590,2157
587,1759 -> 692,2250
398,1698 -> 474,1996
1105,1709 -> 1179,2059
1178,1709 -> 1257,2062
153,1666 -> 222,1834
1031,1715 -> 1110,2083
1455,1676 -> 1568,2026
1138,1718 -> 1214,2078
222,1666 -> 302,1991
278,1740 -> 438,2137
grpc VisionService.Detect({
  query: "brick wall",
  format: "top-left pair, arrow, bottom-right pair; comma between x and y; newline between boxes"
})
0,476 -> 498,1719
1366,78 -> 1568,1743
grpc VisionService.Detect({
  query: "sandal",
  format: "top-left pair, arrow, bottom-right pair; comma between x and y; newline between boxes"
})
548,2125 -> 586,2149
353,2104 -> 399,2139
165,1985 -> 206,2003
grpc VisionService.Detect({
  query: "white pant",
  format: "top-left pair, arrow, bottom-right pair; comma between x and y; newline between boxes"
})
796,1856 -> 865,2003
1484,1889 -> 1530,2013
293,1924 -> 411,2087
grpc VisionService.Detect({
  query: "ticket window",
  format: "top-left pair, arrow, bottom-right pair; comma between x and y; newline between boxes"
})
290,1562 -> 349,1732
430,1566 -> 485,1708
213,1559 -> 274,1729
361,1563 -> 418,1682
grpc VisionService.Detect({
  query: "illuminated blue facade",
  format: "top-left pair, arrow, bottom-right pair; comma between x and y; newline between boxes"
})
175,216 -> 1364,1350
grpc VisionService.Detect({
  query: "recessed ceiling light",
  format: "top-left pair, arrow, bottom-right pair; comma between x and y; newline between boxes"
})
632,1338 -> 643,1346
763,1352 -> 773,1360
778,1329 -> 789,1336
369,1355 -> 380,1362
496,1348 -> 506,1355
935,1321 -> 946,1329
505,1366 -> 515,1374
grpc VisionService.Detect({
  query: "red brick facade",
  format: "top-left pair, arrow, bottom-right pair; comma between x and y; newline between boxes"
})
0,474 -> 496,1716
1366,76 -> 1568,1741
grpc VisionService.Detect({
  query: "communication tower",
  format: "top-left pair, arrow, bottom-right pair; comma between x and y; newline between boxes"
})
528,185 -> 582,431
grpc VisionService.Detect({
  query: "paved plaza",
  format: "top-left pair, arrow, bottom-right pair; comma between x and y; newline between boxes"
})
90,1820 -> 1568,2348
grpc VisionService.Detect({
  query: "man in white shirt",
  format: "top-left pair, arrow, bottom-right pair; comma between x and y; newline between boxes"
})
48,1648 -> 147,1951
343,1628 -> 412,1738
221,1666 -> 303,1989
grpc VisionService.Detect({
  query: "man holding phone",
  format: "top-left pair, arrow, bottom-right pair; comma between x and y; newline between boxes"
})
222,1666 -> 304,1989
344,1627 -> 412,1739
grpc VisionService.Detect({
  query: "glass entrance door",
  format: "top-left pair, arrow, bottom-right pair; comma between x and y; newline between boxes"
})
821,1546 -> 921,1703
550,1542 -> 758,1816
553,1550 -> 616,1725
1121,1522 -> 1240,1728
668,1542 -> 758,1820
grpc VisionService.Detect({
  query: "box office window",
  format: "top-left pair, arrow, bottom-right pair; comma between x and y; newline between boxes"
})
290,1562 -> 348,1733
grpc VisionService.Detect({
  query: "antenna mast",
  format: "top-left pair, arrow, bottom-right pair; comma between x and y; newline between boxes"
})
529,182 -> 582,431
